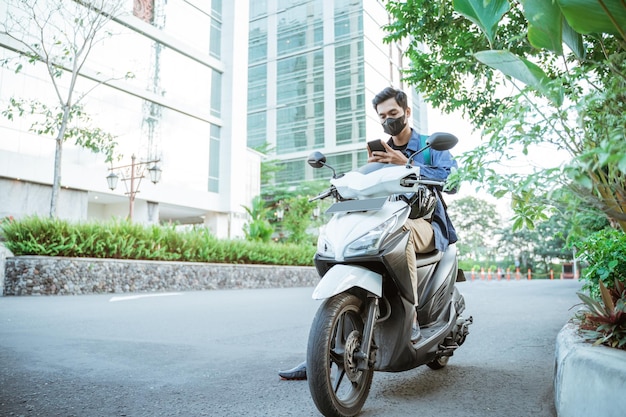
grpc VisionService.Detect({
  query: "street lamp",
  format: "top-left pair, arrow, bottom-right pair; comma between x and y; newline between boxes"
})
106,154 -> 161,221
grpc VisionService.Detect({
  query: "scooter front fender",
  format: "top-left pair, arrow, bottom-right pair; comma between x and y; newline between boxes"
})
312,264 -> 382,300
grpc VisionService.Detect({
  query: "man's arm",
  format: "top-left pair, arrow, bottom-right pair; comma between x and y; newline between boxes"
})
417,150 -> 457,180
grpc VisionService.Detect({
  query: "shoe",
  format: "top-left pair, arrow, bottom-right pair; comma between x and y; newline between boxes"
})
278,361 -> 307,380
411,323 -> 422,344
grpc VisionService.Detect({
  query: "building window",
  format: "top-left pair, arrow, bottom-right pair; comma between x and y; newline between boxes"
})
209,124 -> 220,192
211,69 -> 222,118
334,39 -> 365,146
247,111 -> 267,149
334,0 -> 362,41
276,2 -> 323,57
274,159 -> 305,185
248,64 -> 267,110
209,16 -> 221,59
248,17 -> 268,63
211,0 -> 222,20
250,0 -> 267,19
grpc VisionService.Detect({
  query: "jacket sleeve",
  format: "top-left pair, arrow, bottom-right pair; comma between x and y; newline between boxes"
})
416,149 -> 457,181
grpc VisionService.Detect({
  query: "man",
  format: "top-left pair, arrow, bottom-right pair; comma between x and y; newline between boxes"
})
278,87 -> 458,381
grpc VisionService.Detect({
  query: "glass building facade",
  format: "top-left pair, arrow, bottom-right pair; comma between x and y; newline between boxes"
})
247,0 -> 427,187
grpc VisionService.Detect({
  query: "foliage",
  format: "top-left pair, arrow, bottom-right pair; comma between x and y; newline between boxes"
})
447,196 -> 502,262
280,195 -> 318,244
2,98 -> 117,162
252,142 -> 285,186
0,0 -> 126,217
242,196 -> 274,242
262,179 -> 329,244
575,228 -> 626,299
577,279 -> 626,350
0,216 -> 315,266
384,0 -> 626,231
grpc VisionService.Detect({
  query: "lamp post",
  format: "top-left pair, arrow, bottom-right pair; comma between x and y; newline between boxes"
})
106,154 -> 161,221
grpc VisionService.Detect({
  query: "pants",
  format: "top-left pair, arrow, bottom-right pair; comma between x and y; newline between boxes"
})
403,218 -> 435,308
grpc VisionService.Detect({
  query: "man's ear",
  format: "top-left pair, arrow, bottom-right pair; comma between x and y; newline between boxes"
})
405,106 -> 411,118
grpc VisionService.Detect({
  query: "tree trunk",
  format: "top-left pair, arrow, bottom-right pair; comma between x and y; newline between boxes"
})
50,105 -> 70,218
49,137 -> 63,218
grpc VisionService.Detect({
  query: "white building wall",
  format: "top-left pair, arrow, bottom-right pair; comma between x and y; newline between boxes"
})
0,0 -> 260,238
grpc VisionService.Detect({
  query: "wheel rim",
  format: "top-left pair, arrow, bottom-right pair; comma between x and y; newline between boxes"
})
327,305 -> 367,408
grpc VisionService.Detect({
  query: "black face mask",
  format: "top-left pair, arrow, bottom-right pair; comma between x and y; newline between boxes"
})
382,114 -> 406,136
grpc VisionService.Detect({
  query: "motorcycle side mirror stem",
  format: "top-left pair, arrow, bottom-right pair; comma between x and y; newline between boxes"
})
307,151 -> 338,178
406,132 -> 459,168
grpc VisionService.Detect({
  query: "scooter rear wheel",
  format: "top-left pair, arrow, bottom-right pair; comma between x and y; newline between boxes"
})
307,293 -> 374,417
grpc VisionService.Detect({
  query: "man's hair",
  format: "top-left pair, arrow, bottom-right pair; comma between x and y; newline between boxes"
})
372,87 -> 408,111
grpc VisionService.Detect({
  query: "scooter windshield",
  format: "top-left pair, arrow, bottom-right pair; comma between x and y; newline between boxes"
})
356,162 -> 394,175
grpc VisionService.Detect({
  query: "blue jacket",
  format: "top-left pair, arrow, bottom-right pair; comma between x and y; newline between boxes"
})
387,129 -> 458,252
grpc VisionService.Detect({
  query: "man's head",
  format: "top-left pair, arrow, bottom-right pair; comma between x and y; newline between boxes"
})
372,87 -> 408,111
372,87 -> 411,137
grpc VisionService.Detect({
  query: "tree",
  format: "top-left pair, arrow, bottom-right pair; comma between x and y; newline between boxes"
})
0,0 -> 127,217
384,0 -> 626,231
447,196 -> 502,262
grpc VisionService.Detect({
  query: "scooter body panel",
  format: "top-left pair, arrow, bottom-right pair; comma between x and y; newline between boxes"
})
312,264 -> 383,300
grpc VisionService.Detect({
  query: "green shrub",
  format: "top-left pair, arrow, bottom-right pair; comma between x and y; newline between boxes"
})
0,216 -> 315,266
576,228 -> 626,299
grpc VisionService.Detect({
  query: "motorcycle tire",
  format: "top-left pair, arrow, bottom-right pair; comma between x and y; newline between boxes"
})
307,293 -> 374,417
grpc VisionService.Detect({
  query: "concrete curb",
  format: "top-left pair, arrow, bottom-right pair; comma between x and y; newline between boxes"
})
554,321 -> 626,417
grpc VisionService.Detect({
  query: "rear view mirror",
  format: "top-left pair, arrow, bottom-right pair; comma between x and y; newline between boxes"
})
427,132 -> 458,151
307,151 -> 327,168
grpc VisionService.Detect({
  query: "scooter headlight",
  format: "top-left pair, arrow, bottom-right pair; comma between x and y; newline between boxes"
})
316,226 -> 335,258
344,216 -> 397,258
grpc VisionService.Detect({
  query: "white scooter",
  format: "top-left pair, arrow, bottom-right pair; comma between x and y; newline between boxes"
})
305,132 -> 472,417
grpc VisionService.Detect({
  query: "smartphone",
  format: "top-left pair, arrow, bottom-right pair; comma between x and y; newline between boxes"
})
367,139 -> 387,153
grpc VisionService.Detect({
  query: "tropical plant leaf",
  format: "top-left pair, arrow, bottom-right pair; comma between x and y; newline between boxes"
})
558,0 -> 626,38
599,280 -> 616,313
453,0 -> 510,46
474,50 -> 564,106
577,291 -> 608,316
521,0 -> 564,54
561,18 -> 585,59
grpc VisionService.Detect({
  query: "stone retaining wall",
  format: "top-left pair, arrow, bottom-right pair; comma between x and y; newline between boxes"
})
3,255 -> 320,296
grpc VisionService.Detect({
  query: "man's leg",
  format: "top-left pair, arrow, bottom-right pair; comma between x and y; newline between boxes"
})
403,219 -> 435,343
403,218 -> 436,300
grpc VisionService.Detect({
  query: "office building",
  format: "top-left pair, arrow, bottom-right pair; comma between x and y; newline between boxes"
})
247,0 -> 427,187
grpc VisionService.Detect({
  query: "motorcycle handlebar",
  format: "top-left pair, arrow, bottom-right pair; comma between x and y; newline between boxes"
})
403,178 -> 446,187
309,187 -> 334,202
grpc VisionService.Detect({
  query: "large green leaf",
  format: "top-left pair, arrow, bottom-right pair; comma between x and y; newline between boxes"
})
474,50 -> 564,106
558,0 -> 626,37
562,18 -> 585,59
453,0 -> 510,46
521,0 -> 563,54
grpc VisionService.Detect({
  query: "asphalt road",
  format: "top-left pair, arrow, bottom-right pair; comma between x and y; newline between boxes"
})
0,279 -> 582,417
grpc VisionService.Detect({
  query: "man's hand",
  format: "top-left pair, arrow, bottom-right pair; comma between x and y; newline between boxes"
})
367,140 -> 409,165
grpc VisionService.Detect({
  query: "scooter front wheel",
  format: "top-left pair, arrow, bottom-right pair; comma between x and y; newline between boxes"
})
307,293 -> 374,417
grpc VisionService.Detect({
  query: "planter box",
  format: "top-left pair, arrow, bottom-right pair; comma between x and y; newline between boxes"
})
554,321 -> 626,417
